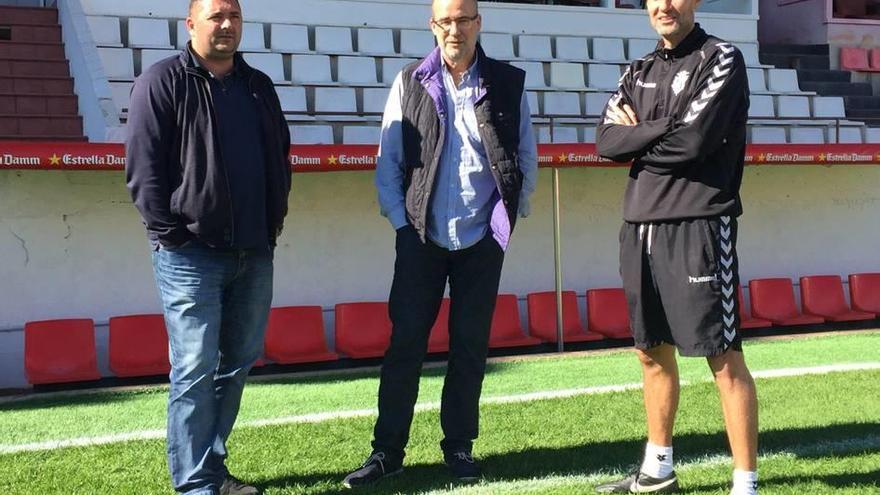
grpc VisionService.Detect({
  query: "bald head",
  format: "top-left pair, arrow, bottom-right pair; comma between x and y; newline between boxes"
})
432,0 -> 478,16
429,0 -> 481,74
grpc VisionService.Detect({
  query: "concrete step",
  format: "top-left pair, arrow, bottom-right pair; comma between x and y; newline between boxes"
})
760,43 -> 830,56
760,53 -> 829,70
0,75 -> 74,94
844,95 -> 880,109
843,108 -> 880,125
0,135 -> 86,142
0,6 -> 58,26
0,114 -> 83,138
0,93 -> 78,115
0,58 -> 69,78
796,69 -> 851,83
0,41 -> 66,60
800,81 -> 873,96
5,24 -> 61,44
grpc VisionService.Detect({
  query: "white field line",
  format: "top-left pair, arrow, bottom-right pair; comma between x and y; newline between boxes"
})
1,362 -> 878,456
417,434 -> 880,495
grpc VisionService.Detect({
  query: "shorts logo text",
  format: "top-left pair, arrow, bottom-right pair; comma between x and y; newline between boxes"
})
688,274 -> 717,284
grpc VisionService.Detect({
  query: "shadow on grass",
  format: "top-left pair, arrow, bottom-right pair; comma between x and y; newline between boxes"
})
0,358 -> 529,413
258,422 -> 880,495
0,386 -> 165,412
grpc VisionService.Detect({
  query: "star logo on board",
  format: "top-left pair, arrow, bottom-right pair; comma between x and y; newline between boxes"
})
758,153 -> 766,162
875,152 -> 880,162
48,154 -> 61,166
327,155 -> 338,165
818,153 -> 826,162
558,153 -> 567,163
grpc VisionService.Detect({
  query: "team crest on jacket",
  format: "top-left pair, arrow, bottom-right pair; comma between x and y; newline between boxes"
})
672,70 -> 690,95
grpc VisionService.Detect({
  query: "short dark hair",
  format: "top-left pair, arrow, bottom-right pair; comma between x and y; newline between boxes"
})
188,0 -> 241,15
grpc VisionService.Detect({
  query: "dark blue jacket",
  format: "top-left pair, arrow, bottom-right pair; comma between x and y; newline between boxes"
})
125,44 -> 291,249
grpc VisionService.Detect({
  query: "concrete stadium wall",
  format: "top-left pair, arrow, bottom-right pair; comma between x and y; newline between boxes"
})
78,0 -> 758,43
1,165 -> 878,388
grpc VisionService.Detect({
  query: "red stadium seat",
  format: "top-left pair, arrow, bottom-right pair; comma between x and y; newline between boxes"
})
801,275 -> 876,322
488,294 -> 541,348
334,302 -> 392,358
840,46 -> 880,72
427,299 -> 450,353
871,48 -> 880,70
749,278 -> 825,326
738,286 -> 772,330
264,306 -> 339,364
527,291 -> 603,343
108,314 -> 170,377
849,273 -> 880,314
586,288 -> 632,339
24,318 -> 101,384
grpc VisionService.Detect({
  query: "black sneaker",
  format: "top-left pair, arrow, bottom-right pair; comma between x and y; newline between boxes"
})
595,469 -> 679,493
444,451 -> 482,482
220,474 -> 260,495
342,452 -> 403,488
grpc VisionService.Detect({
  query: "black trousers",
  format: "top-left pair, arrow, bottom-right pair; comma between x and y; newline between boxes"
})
371,226 -> 505,461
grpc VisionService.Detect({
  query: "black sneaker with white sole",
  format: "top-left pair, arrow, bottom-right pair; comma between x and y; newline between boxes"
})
342,452 -> 403,488
595,469 -> 679,493
444,451 -> 482,482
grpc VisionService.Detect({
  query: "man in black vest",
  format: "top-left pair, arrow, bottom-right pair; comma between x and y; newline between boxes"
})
343,0 -> 537,488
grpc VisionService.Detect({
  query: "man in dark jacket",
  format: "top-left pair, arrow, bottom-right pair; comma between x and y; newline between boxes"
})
595,0 -> 758,493
125,1 -> 290,494
343,0 -> 537,488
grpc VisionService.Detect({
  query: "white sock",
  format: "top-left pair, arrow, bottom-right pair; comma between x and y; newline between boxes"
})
731,469 -> 758,495
640,442 -> 673,478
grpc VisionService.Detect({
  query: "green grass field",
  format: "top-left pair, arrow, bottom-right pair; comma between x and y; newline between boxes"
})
1,331 -> 879,494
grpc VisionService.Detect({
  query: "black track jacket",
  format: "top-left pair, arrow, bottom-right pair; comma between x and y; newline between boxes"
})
596,24 -> 749,223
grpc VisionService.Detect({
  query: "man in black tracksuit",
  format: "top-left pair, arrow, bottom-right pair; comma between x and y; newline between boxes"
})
595,0 -> 758,493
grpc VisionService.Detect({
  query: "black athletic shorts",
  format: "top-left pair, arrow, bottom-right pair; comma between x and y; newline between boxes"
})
619,216 -> 742,357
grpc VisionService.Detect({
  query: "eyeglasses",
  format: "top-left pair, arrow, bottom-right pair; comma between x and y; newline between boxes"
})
431,14 -> 479,31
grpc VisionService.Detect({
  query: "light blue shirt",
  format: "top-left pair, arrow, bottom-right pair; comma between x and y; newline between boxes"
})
375,61 -> 538,251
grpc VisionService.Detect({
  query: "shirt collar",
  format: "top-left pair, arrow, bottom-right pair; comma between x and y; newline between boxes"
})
441,55 -> 480,87
657,23 -> 706,60
191,50 -> 242,80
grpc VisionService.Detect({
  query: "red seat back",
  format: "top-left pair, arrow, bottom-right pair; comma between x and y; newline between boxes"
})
490,294 -> 524,339
800,275 -> 849,317
840,46 -> 870,71
737,285 -> 750,320
749,278 -> 800,321
870,48 -> 880,69
849,273 -> 880,313
24,318 -> 100,384
527,291 -> 583,341
265,306 -> 336,363
108,314 -> 170,377
586,288 -> 631,339
334,302 -> 392,358
428,299 -> 450,352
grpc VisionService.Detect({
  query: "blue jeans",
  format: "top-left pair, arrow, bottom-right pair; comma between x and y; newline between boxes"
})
152,243 -> 273,495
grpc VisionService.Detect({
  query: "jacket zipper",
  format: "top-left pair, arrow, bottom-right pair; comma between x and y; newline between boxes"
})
188,67 -> 236,247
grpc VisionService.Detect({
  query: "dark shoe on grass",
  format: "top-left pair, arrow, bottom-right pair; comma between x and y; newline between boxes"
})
342,452 -> 403,488
220,474 -> 261,495
444,451 -> 482,482
595,469 -> 678,493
